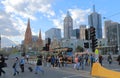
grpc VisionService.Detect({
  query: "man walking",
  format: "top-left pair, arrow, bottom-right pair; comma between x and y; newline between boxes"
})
35,55 -> 44,74
20,56 -> 25,72
0,54 -> 6,76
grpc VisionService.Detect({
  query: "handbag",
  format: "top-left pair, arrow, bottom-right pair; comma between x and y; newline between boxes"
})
12,63 -> 16,68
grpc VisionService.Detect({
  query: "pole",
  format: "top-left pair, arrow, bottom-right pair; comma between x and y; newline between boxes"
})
117,24 -> 120,54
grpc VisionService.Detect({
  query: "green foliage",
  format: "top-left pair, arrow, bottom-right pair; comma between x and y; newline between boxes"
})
0,49 -> 10,56
76,45 -> 84,52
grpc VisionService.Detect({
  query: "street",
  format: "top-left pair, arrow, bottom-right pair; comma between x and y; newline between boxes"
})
1,55 -> 120,78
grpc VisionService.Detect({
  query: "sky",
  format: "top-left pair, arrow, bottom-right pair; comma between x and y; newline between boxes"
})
0,0 -> 120,47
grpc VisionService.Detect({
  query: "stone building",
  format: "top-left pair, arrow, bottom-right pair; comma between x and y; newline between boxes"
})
23,19 -> 43,52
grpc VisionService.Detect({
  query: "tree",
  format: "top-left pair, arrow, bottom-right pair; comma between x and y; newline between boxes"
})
76,45 -> 84,52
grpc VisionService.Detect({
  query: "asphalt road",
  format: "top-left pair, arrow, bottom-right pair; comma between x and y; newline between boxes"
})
0,55 -> 91,78
1,54 -> 120,78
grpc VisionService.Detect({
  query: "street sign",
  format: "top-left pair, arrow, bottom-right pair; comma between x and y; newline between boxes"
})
95,49 -> 99,55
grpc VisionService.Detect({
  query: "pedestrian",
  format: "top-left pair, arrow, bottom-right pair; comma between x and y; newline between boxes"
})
64,56 -> 68,67
81,54 -> 85,70
51,55 -> 55,67
90,54 -> 95,67
0,54 -> 6,76
74,54 -> 79,70
35,55 -> 44,74
26,54 -> 29,63
99,54 -> 103,66
107,54 -> 112,65
20,56 -> 25,72
117,55 -> 120,65
12,57 -> 19,76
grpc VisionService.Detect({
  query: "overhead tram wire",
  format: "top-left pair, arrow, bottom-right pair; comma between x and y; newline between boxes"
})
103,11 -> 120,19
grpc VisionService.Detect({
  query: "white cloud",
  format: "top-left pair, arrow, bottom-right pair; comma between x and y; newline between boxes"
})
69,8 -> 91,28
0,10 -> 20,36
0,0 -> 55,47
52,8 -> 91,30
1,0 -> 55,20
0,0 -> 91,47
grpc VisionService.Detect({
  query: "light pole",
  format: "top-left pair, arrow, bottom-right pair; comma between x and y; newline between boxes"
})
117,24 -> 120,54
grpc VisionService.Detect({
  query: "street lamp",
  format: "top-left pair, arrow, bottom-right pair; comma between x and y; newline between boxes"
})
117,24 -> 120,54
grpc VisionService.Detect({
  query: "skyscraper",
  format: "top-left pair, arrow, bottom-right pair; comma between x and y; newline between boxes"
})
0,35 -> 1,49
88,5 -> 102,39
64,11 -> 73,39
71,29 -> 80,39
80,25 -> 86,40
24,19 -> 32,47
104,20 -> 120,54
104,20 -> 120,46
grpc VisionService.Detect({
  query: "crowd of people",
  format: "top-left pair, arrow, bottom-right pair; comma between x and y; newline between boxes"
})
45,55 -> 69,68
1,53 -> 120,77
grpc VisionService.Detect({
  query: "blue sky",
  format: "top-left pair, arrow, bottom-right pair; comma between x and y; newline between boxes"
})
0,0 -> 120,46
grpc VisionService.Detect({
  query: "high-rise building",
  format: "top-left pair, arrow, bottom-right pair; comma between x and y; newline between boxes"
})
80,25 -> 86,40
24,19 -> 32,47
0,34 -> 1,50
64,11 -> 73,39
71,29 -> 80,39
88,5 -> 102,39
104,20 -> 120,47
45,28 -> 61,41
104,20 -> 120,54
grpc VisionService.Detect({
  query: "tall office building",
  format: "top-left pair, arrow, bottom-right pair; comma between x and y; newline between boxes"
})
104,20 -> 120,47
45,28 -> 61,41
0,35 -> 1,49
88,5 -> 102,39
64,11 -> 73,39
80,25 -> 86,40
71,29 -> 80,39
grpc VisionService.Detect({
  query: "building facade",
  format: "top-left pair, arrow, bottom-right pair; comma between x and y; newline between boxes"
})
64,11 -> 73,39
45,28 -> 61,41
23,19 -> 43,52
88,5 -> 102,39
24,19 -> 32,48
71,29 -> 80,39
104,20 -> 120,54
0,34 -> 1,50
80,25 -> 86,40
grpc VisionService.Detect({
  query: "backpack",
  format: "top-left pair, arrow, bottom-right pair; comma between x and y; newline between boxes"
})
37,59 -> 42,65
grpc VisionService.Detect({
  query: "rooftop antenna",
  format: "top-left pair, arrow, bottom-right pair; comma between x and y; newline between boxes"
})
93,4 -> 96,12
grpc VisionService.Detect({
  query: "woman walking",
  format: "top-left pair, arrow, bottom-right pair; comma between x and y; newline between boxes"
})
13,57 -> 19,76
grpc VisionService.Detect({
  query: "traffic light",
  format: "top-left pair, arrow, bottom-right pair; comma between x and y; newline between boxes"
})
90,26 -> 98,52
85,29 -> 89,40
90,26 -> 95,39
84,42 -> 89,48
91,39 -> 98,52
46,38 -> 51,45
45,43 -> 49,51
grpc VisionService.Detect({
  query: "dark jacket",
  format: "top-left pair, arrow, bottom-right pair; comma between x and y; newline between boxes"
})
36,58 -> 42,66
0,57 -> 5,68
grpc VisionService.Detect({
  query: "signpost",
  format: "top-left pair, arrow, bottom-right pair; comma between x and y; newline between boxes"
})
95,49 -> 99,62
